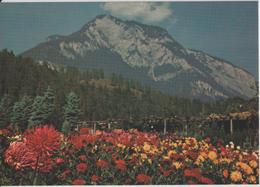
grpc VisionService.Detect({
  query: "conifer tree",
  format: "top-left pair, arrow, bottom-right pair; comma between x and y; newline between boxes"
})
61,120 -> 70,135
10,96 -> 32,131
0,95 -> 13,128
62,92 -> 81,134
43,86 -> 55,123
28,96 -> 46,128
28,87 -> 55,128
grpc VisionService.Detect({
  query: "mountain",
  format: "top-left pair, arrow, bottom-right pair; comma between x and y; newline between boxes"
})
21,14 -> 257,100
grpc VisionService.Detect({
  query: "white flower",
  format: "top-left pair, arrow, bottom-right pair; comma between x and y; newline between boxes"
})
229,141 -> 234,145
236,146 -> 240,150
226,145 -> 229,148
231,144 -> 234,149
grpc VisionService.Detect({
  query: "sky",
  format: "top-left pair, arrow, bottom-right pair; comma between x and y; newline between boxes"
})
0,2 -> 258,77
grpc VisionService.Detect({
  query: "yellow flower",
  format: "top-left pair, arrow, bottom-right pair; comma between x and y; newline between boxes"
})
230,171 -> 242,183
208,151 -> 217,161
249,160 -> 258,169
236,162 -> 253,175
117,143 -> 126,149
150,147 -> 159,155
247,175 -> 256,184
219,158 -> 231,164
163,155 -> 170,161
167,150 -> 175,157
213,159 -> 219,165
141,153 -> 148,160
148,159 -> 152,164
195,155 -> 205,165
143,142 -> 151,152
172,161 -> 182,170
200,152 -> 208,158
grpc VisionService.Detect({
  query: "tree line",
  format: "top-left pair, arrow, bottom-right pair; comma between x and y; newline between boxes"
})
0,49 -> 258,132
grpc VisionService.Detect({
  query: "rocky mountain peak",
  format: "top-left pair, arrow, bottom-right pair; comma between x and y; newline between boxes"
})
21,14 -> 257,100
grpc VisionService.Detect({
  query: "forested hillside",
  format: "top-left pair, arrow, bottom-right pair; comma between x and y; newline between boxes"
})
0,49 -> 257,131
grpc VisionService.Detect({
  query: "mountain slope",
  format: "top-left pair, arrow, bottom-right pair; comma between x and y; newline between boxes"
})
21,15 -> 257,100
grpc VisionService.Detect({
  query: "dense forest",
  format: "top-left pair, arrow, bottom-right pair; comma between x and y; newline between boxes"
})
0,49 -> 258,131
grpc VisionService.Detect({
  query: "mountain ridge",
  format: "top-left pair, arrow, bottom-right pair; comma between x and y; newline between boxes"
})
21,14 -> 257,100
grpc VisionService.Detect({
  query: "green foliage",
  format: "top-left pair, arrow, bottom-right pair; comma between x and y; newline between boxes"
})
10,96 -> 33,131
61,120 -> 70,135
63,92 -> 81,130
28,96 -> 46,128
43,86 -> 55,123
0,95 -> 13,128
0,49 -> 258,125
28,87 -> 55,128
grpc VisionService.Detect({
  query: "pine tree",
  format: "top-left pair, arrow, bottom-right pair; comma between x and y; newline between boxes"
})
28,87 -> 55,128
28,96 -> 46,128
10,96 -> 32,131
43,86 -> 55,123
61,120 -> 70,135
62,92 -> 81,134
0,95 -> 13,128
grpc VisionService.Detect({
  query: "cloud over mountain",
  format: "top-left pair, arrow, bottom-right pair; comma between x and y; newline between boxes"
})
101,2 -> 173,23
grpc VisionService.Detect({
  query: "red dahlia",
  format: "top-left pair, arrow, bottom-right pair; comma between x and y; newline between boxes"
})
24,125 -> 61,156
91,175 -> 100,182
55,158 -> 65,165
72,178 -> 86,185
184,168 -> 201,179
115,159 -> 126,171
76,163 -> 88,173
96,159 -> 109,169
199,176 -> 214,184
79,155 -> 87,162
136,174 -> 151,184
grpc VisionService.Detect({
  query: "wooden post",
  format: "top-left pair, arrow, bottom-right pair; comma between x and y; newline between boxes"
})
164,119 -> 167,135
230,119 -> 233,135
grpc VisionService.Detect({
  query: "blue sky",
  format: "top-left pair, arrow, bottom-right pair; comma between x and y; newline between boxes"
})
0,2 -> 258,77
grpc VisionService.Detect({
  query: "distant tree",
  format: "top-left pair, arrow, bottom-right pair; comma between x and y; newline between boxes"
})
62,92 -> 81,134
43,86 -> 55,123
28,96 -> 45,128
10,95 -> 33,131
28,87 -> 55,128
61,120 -> 70,135
0,94 -> 13,128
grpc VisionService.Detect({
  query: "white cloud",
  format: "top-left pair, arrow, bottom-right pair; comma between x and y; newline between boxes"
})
101,2 -> 173,23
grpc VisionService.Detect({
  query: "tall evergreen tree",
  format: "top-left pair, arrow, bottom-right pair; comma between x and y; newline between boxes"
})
28,96 -> 46,128
28,87 -> 55,128
62,92 -> 81,134
10,96 -> 33,131
0,94 -> 13,128
43,86 -> 55,123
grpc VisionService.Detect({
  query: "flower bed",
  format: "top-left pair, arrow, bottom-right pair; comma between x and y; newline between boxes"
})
0,125 -> 259,185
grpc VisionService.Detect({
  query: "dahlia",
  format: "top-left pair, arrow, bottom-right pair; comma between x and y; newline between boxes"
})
115,159 -> 126,171
136,173 -> 151,184
76,163 -> 88,173
72,178 -> 86,185
91,175 -> 100,182
24,125 -> 61,156
96,159 -> 109,169
230,171 -> 242,183
79,155 -> 87,162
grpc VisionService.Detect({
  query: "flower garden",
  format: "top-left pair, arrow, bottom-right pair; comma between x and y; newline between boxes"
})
0,125 -> 259,185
